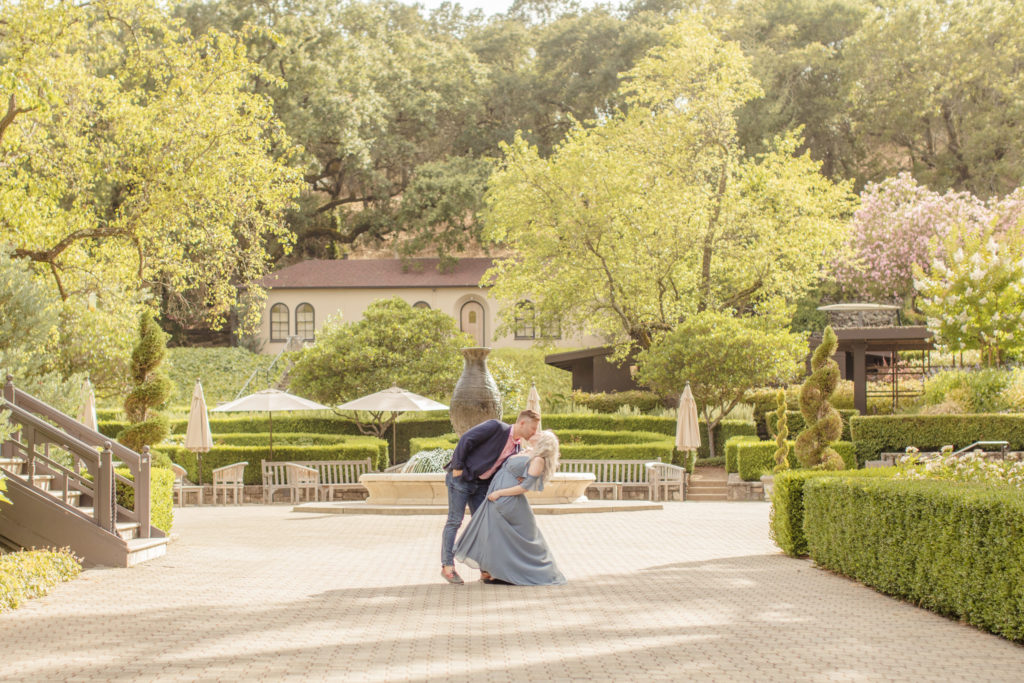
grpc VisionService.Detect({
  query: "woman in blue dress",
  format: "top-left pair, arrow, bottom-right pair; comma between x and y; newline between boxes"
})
454,430 -> 566,586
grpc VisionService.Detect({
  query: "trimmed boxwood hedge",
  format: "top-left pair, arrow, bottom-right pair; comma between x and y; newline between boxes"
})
767,409 -> 858,442
409,435 -> 675,465
104,414 -> 756,464
849,414 -> 1024,466
210,432 -> 354,446
725,435 -> 761,473
736,440 -> 857,481
803,476 -> 1024,642
115,467 -> 175,533
161,443 -> 388,484
768,468 -> 896,557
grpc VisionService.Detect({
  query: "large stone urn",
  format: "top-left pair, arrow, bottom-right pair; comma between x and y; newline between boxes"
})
450,347 -> 502,435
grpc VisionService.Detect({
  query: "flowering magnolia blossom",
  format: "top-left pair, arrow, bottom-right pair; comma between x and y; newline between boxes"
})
913,222 -> 1024,363
836,173 -> 1024,302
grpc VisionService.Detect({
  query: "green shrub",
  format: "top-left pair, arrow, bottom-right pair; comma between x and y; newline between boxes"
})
725,435 -> 761,473
919,368 -> 1014,413
849,414 -> 1024,465
409,436 -> 458,453
163,443 -> 389,483
769,468 -> 896,557
208,432 -> 362,447
560,443 -> 673,461
115,466 -> 175,533
570,390 -> 667,413
555,429 -> 671,445
803,477 -> 1024,642
0,548 -> 81,611
696,456 -> 725,468
738,440 -> 857,481
164,347 -> 287,407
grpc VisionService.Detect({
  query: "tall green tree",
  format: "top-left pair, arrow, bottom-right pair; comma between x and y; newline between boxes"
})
287,298 -> 472,436
1,0 -> 303,390
636,310 -> 806,457
483,16 -> 854,352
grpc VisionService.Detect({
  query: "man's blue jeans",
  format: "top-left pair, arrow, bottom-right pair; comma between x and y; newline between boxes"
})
441,471 -> 489,566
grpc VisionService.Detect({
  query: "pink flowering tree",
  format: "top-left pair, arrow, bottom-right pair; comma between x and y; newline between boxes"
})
835,173 -> 990,304
913,224 -> 1024,366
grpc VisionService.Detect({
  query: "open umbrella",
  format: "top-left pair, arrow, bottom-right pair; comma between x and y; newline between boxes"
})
212,389 -> 331,458
77,379 -> 97,432
185,380 -> 214,487
675,382 -> 701,462
336,386 -> 448,466
525,383 -> 542,430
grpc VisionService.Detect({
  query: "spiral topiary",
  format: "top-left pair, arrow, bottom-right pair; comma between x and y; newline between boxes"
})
772,389 -> 790,473
794,325 -> 844,470
118,312 -> 173,453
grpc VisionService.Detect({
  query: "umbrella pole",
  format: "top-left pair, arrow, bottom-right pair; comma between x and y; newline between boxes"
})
391,417 -> 397,468
269,410 -> 274,460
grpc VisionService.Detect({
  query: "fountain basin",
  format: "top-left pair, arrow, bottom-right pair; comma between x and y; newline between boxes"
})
359,472 -> 596,505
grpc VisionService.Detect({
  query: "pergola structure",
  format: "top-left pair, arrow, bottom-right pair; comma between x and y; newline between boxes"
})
811,326 -> 935,414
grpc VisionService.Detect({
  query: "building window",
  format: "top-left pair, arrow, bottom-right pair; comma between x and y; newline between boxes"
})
460,300 -> 486,346
270,303 -> 289,342
413,301 -> 431,310
295,303 -> 315,341
514,301 -> 536,340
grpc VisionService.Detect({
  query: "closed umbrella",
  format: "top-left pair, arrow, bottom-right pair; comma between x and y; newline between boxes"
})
212,389 -> 331,458
675,382 -> 701,455
337,386 -> 448,466
185,380 -> 214,486
525,383 -> 542,430
77,379 -> 97,432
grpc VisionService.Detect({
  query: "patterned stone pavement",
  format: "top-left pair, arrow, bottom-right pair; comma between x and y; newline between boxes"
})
2,502 -> 1022,682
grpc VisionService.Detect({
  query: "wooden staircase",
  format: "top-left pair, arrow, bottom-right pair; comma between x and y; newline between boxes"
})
687,466 -> 728,501
1,377 -> 169,566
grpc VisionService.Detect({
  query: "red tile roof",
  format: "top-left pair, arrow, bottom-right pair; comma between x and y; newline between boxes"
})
261,257 -> 495,289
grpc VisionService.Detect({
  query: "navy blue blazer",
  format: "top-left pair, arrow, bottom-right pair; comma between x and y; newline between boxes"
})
446,419 -> 518,481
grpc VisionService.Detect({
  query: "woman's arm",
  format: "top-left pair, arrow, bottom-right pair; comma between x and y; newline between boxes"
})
487,458 -> 544,501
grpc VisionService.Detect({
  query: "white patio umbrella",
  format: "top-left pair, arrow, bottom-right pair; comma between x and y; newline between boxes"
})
336,386 -> 448,466
525,383 -> 542,430
212,389 -> 331,458
185,380 -> 214,486
675,382 -> 701,461
76,379 -> 97,432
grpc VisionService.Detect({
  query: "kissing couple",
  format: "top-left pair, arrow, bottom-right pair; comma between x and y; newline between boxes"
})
440,409 -> 566,586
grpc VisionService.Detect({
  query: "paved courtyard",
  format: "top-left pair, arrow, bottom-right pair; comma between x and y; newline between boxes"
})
2,502 -> 1022,681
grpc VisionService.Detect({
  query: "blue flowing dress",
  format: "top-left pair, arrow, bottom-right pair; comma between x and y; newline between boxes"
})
454,455 -> 567,586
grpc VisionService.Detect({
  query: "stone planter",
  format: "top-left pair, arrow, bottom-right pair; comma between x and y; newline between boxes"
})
760,474 -> 775,501
359,472 -> 596,505
450,347 -> 502,435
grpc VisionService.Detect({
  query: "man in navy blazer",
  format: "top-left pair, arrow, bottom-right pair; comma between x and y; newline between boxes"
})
441,409 -> 540,584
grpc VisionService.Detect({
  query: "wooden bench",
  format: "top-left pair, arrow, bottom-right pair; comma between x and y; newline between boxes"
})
261,459 -> 374,503
645,462 -> 687,501
559,459 -> 659,500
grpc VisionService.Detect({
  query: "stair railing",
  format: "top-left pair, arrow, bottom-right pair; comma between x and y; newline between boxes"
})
2,376 -> 153,538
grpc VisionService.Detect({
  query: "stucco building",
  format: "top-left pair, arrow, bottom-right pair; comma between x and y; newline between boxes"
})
257,257 -> 603,354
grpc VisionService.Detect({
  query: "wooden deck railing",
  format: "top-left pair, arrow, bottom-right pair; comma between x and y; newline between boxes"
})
2,376 -> 154,538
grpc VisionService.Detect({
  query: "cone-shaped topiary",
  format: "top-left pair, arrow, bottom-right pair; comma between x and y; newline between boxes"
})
794,325 -> 844,470
772,389 -> 790,473
118,312 -> 173,453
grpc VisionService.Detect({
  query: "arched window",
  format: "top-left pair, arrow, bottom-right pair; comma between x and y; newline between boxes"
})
295,303 -> 315,341
514,300 -> 536,340
270,303 -> 289,342
412,301 -> 431,310
460,300 -> 486,346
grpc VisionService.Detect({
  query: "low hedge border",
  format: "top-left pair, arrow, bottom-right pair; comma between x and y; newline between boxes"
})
115,467 -> 175,533
161,443 -> 389,484
736,441 -> 857,481
0,548 -> 81,612
768,468 -> 895,557
850,414 -> 1024,466
803,476 -> 1024,642
725,436 -> 760,473
206,433 -> 358,446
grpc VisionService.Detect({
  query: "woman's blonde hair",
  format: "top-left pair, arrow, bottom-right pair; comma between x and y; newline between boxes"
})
531,430 -> 561,482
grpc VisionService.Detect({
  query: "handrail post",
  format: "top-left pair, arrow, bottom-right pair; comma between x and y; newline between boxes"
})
138,446 -> 152,538
97,442 -> 115,534
1,375 -> 13,462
